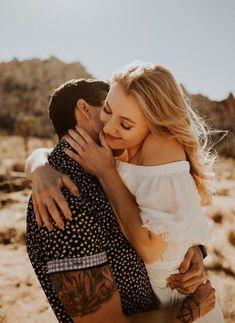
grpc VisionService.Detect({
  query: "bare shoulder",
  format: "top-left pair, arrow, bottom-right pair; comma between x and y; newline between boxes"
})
141,133 -> 186,166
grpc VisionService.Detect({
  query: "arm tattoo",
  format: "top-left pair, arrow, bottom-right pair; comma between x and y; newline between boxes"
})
176,298 -> 194,323
50,264 -> 118,318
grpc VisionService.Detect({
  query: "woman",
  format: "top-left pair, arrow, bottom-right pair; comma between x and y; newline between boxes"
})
26,78 -> 215,322
63,63 -> 224,322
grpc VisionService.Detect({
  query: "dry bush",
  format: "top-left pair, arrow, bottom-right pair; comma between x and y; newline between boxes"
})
0,228 -> 26,245
11,163 -> 25,173
228,230 -> 235,247
212,212 -> 223,224
15,115 -> 37,154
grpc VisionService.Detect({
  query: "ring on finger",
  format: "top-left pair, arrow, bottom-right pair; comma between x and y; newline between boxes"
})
79,143 -> 84,151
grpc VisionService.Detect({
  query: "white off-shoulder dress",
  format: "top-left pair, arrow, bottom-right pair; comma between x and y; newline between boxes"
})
116,160 -> 224,322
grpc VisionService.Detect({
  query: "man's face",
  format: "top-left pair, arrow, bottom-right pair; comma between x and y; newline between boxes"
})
76,103 -> 104,143
91,105 -> 104,136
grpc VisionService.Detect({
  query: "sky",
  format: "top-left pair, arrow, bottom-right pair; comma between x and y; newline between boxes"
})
0,0 -> 234,100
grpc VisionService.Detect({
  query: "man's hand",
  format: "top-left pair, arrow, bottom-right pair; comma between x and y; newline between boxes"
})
32,163 -> 79,231
130,280 -> 215,323
167,246 -> 206,294
186,280 -> 216,320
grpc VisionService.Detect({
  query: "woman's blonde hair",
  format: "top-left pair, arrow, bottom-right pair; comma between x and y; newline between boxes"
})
111,63 -> 215,206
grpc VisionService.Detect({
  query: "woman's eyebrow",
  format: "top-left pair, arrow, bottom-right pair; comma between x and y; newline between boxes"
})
106,101 -> 136,124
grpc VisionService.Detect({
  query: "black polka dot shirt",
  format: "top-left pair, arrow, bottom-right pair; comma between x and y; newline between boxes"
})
26,139 -> 158,322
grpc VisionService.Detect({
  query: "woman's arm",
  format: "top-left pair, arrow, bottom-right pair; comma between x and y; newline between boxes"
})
99,167 -> 167,263
64,127 -> 207,292
25,147 -> 52,180
65,128 -> 167,263
25,148 -> 79,230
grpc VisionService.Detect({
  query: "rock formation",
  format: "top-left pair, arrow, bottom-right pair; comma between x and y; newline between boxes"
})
0,58 -> 234,156
0,57 -> 93,137
190,92 -> 235,157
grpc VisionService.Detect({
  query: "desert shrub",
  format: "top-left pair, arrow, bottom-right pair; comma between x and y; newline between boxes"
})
15,115 -> 37,153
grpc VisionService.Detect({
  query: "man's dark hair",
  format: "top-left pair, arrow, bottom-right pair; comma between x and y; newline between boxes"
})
48,79 -> 110,139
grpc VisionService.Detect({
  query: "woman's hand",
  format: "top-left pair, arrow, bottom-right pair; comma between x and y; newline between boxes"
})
166,246 -> 206,294
64,126 -> 115,178
31,163 -> 79,231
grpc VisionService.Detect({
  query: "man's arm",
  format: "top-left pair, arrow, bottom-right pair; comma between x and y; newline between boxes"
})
50,264 -> 129,323
130,280 -> 215,323
49,262 -> 215,323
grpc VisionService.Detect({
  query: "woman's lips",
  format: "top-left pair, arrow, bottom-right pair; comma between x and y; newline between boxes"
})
105,134 -> 121,141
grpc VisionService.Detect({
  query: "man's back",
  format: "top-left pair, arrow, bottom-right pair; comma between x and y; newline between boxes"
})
26,138 -> 157,322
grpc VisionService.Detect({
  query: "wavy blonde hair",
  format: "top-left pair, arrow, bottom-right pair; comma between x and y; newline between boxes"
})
111,63 -> 215,206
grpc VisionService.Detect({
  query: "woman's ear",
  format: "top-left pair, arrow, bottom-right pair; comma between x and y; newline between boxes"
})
75,99 -> 91,120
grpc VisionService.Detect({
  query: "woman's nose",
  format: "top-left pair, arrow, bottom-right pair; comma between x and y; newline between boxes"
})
103,120 -> 118,135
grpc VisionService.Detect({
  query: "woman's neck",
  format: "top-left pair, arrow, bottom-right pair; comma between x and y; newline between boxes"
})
127,145 -> 143,164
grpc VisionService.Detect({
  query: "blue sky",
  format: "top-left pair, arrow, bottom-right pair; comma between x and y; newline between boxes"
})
0,0 -> 234,100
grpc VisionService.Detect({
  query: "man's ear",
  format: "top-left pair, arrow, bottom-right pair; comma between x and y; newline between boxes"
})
75,99 -> 91,120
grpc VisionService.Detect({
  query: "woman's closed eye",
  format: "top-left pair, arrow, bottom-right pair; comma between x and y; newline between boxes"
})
121,122 -> 132,130
103,104 -> 132,130
103,105 -> 112,114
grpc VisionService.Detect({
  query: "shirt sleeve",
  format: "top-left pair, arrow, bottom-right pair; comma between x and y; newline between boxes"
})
135,172 -> 212,244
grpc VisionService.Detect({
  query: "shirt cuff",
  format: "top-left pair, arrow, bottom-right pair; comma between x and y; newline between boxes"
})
47,251 -> 108,274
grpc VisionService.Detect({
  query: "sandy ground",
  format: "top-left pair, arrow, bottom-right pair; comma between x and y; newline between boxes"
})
0,136 -> 235,323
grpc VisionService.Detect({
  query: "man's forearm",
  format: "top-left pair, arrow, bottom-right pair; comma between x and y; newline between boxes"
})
131,297 -> 199,323
25,147 -> 52,180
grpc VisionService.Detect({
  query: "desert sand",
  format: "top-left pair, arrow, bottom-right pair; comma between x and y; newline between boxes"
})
0,135 -> 235,322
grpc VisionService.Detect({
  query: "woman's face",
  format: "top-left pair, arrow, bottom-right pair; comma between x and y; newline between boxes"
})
100,83 -> 150,150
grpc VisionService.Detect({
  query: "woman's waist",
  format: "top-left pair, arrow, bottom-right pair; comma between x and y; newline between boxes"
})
145,258 -> 183,271
145,259 -> 183,288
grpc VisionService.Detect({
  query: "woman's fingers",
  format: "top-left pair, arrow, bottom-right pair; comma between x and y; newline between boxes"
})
66,127 -> 94,149
32,193 -> 42,227
69,128 -> 87,145
64,147 -> 83,163
171,276 -> 205,294
61,174 -> 80,197
75,126 -> 93,144
99,131 -> 111,150
178,247 -> 194,273
54,193 -> 72,221
52,189 -> 72,221
37,203 -> 53,231
169,262 -> 202,283
31,165 -> 75,230
65,135 -> 85,155
168,272 -> 205,288
33,188 -> 73,229
46,199 -> 65,229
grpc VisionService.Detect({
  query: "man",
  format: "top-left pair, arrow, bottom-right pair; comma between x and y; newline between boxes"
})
26,79 -> 215,322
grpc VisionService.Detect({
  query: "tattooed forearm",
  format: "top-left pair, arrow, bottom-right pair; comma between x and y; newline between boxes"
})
176,298 -> 194,323
50,264 -> 118,318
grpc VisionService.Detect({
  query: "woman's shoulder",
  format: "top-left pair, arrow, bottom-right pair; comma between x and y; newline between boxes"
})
140,133 -> 186,166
